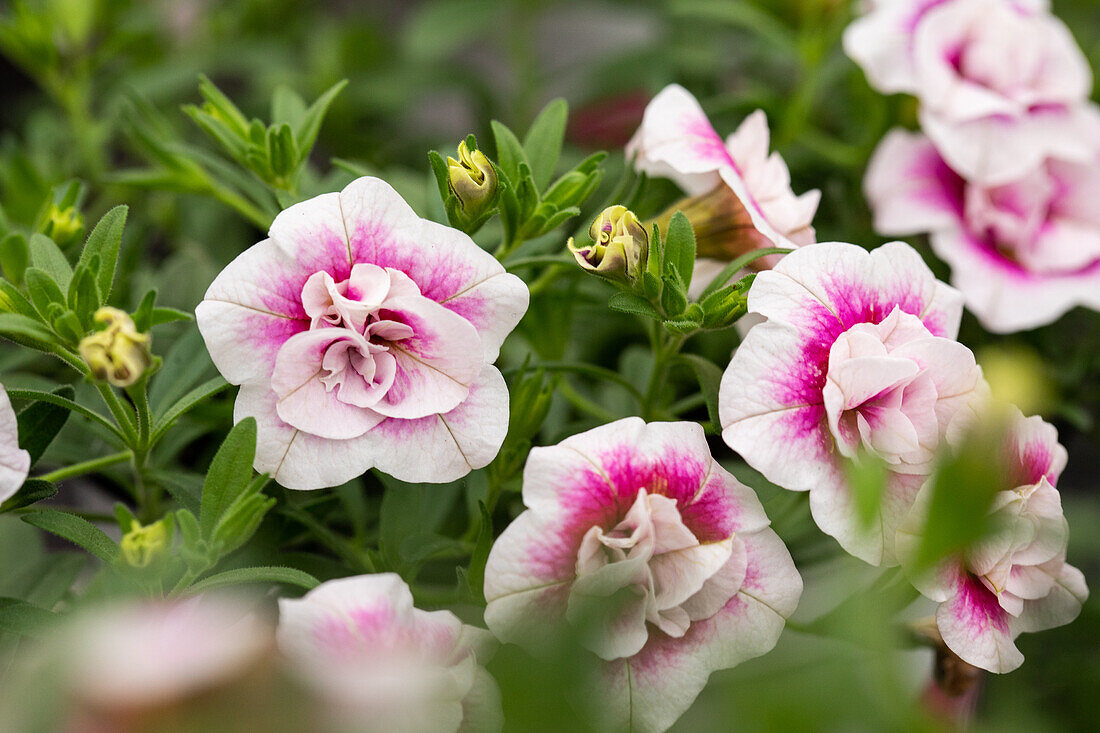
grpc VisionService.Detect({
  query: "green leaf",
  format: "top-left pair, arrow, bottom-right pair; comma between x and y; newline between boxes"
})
663,212 -> 696,289
0,279 -> 39,319
608,292 -> 662,320
646,223 -> 664,279
150,306 -> 193,326
295,80 -> 348,164
271,85 -> 308,131
67,265 -> 100,328
0,597 -> 57,637
16,385 -> 74,465
150,325 -> 215,413
76,205 -> 127,301
27,234 -> 72,291
0,479 -> 57,513
200,418 -> 258,539
132,288 -> 157,332
22,510 -> 119,562
491,120 -> 528,185
523,98 -> 568,190
660,265 -> 689,318
152,376 -> 229,444
678,354 -> 723,425
186,566 -> 319,594
4,388 -> 122,440
696,247 -> 790,301
0,232 -> 29,284
466,501 -> 493,601
0,313 -> 58,349
845,454 -> 890,529
378,475 -> 460,569
24,267 -> 67,319
195,75 -> 250,137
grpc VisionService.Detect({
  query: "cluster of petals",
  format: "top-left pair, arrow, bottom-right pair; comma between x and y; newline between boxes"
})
0,384 -> 30,503
626,83 -> 820,290
196,176 -> 529,490
719,241 -> 987,566
277,574 -> 501,733
845,0 -> 1100,185
483,417 -> 802,733
865,129 -> 1100,332
896,407 -> 1088,673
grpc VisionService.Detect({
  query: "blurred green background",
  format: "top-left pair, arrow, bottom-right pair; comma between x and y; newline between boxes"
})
0,0 -> 1097,730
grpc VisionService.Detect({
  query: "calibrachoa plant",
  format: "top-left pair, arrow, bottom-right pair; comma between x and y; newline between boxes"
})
0,1 -> 1095,732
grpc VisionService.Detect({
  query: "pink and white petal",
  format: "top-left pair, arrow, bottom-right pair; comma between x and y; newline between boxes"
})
594,527 -> 800,733
687,461 -> 771,538
567,553 -> 653,661
716,166 -> 794,249
937,574 -> 1023,673
0,386 -> 30,503
276,573 -> 416,660
889,336 -> 983,432
842,1 -> 923,94
930,228 -> 1100,333
196,238 -> 312,385
365,365 -> 509,483
268,191 -> 356,275
920,104 -> 1100,187
483,509 -> 575,652
270,330 -> 385,440
748,241 -> 963,340
1012,562 -> 1088,634
626,84 -> 731,195
719,320 -> 839,494
457,666 -> 503,733
810,470 -> 924,567
681,539 -> 749,621
371,296 -> 482,419
864,130 -> 964,236
235,383 -> 377,490
896,483 -> 959,602
338,177 -> 528,362
1006,408 -> 1067,487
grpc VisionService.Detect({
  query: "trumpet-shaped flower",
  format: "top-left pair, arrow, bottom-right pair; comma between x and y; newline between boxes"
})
626,84 -> 820,260
277,574 -> 501,733
865,129 -> 1100,332
483,418 -> 801,733
896,408 -> 1088,672
845,0 -> 1100,184
0,385 -> 30,503
196,177 -> 529,490
719,241 -> 987,565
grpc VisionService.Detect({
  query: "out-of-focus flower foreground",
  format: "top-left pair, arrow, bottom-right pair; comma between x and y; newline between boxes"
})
0,1 -> 1097,731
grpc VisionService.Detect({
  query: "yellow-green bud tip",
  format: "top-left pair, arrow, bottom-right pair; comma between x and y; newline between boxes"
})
568,205 -> 649,283
79,307 -> 152,388
446,141 -> 497,212
120,519 -> 170,568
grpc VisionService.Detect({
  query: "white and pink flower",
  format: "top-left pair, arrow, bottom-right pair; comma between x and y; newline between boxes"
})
845,0 -> 1100,184
195,177 -> 529,490
626,84 -> 820,261
865,129 -> 1100,332
0,384 -> 30,503
277,574 -> 501,733
719,241 -> 987,566
483,418 -> 801,733
896,408 -> 1088,672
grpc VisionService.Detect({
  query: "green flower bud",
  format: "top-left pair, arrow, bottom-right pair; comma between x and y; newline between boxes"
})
447,141 -> 497,215
568,205 -> 649,283
120,518 -> 170,568
648,184 -> 770,268
79,307 -> 152,387
41,205 -> 85,249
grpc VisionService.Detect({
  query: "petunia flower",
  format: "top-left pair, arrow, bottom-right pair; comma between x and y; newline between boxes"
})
195,177 -> 529,490
865,129 -> 1100,332
277,574 -> 501,733
483,418 -> 801,733
845,0 -> 1100,185
719,241 -> 987,566
0,384 -> 30,503
63,597 -> 273,710
626,84 -> 819,275
896,407 -> 1088,673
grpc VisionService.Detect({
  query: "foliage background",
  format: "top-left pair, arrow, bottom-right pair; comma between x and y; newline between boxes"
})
0,0 -> 1096,730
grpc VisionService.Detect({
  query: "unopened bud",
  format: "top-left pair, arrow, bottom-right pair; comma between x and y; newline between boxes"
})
649,184 -> 773,269
447,141 -> 497,215
120,518 -> 170,568
568,205 -> 648,283
79,307 -> 152,387
41,205 -> 85,248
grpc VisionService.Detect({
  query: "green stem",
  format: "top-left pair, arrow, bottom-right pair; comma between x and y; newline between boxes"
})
503,361 -> 645,405
37,451 -> 132,484
558,380 -> 617,423
95,384 -> 138,444
642,326 -> 685,420
201,178 -> 273,230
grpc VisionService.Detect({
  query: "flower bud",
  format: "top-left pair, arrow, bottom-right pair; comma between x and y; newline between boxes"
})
41,205 -> 85,249
648,184 -> 772,268
79,307 -> 152,387
568,205 -> 649,283
120,518 -> 170,568
447,141 -> 497,216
